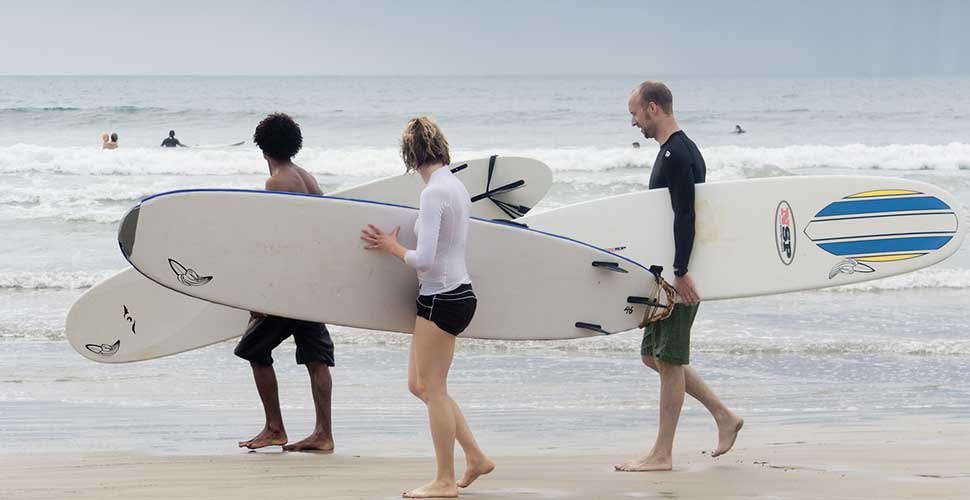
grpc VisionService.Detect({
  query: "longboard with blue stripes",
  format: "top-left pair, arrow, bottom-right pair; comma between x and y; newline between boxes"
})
520,176 -> 966,299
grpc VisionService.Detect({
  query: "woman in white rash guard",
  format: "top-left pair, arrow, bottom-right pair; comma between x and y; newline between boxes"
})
361,117 -> 494,499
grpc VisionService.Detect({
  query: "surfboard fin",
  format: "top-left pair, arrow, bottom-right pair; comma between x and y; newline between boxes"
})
627,296 -> 664,307
575,322 -> 612,335
472,154 -> 533,217
592,261 -> 628,273
492,219 -> 529,228
470,179 -> 526,202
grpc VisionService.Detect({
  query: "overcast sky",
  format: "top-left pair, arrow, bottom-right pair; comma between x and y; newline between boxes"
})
2,0 -> 966,76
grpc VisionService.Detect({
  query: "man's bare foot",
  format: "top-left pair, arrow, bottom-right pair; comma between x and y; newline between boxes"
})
712,416 -> 744,458
238,427 -> 287,450
614,453 -> 672,472
402,479 -> 458,498
282,432 -> 334,453
457,456 -> 495,488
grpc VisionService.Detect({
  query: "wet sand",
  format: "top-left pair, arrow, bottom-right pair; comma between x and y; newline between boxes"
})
1,415 -> 967,499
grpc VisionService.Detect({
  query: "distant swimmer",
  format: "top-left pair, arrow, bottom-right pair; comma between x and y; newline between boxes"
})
161,130 -> 187,147
104,133 -> 119,150
733,124 -> 746,134
101,133 -> 111,149
632,141 -> 641,149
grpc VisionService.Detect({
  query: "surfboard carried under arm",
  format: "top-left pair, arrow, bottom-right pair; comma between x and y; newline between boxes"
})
519,176 -> 966,299
117,190 -> 658,342
67,156 -> 553,362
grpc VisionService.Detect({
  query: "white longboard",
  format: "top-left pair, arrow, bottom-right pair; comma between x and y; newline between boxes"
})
118,191 -> 660,341
519,176 -> 966,299
67,156 -> 553,362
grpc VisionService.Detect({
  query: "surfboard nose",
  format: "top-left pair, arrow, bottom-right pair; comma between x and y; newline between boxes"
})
118,205 -> 140,259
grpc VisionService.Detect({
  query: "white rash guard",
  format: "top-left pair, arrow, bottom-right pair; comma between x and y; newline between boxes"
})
404,167 -> 472,295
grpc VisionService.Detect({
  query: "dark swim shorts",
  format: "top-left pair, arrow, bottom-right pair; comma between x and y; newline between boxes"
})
234,315 -> 334,366
416,283 -> 477,336
640,303 -> 699,365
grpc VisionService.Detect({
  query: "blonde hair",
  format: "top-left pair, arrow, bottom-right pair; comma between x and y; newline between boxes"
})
400,117 -> 450,173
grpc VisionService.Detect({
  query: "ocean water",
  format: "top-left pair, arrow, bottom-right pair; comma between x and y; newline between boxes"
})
1,75 -> 968,455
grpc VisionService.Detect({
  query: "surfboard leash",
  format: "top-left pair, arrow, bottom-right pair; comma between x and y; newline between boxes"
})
637,266 -> 675,327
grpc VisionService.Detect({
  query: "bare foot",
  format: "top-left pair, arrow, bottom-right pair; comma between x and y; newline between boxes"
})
614,453 -> 672,472
283,433 -> 334,453
457,456 -> 495,488
712,416 -> 744,458
238,427 -> 287,450
402,479 -> 458,498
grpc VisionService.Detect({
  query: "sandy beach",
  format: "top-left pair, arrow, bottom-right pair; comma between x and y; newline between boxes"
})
2,415 -> 966,499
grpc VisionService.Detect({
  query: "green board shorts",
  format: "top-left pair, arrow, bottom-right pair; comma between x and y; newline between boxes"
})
640,303 -> 699,365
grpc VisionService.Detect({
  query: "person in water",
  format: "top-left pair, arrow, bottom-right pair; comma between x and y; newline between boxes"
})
101,133 -> 111,149
733,124 -> 746,134
361,117 -> 494,498
104,133 -> 118,150
161,130 -> 187,147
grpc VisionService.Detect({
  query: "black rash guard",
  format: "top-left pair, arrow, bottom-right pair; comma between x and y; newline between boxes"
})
161,137 -> 183,147
647,130 -> 706,276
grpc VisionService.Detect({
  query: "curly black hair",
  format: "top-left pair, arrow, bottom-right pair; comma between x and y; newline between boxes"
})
253,112 -> 303,161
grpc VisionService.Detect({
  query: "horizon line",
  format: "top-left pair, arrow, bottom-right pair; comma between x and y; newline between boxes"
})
2,72 -> 969,79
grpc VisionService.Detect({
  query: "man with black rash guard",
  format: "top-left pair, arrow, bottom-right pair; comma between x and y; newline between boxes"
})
615,81 -> 744,473
647,127 -> 706,277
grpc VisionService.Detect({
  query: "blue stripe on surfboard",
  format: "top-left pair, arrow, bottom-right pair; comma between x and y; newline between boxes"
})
815,196 -> 950,217
817,236 -> 953,256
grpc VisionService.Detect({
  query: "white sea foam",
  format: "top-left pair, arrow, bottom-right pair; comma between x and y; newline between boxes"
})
0,270 -> 118,290
821,268 -> 970,292
2,142 -> 969,177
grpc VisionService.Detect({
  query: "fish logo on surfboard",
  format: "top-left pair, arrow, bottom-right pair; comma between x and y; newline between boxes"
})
85,340 -> 120,356
828,258 -> 875,279
168,258 -> 213,287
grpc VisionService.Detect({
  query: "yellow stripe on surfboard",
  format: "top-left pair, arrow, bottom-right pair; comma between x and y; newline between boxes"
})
845,189 -> 922,199
855,253 -> 925,262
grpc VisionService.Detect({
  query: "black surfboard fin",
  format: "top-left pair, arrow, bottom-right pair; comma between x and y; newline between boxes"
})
575,322 -> 612,335
491,219 -> 529,228
470,179 -> 526,202
592,261 -> 628,273
627,296 -> 664,307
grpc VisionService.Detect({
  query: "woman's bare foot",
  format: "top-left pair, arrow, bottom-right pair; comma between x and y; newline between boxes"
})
402,479 -> 458,498
614,451 -> 672,472
282,432 -> 334,453
712,416 -> 744,458
457,456 -> 495,488
238,427 -> 287,450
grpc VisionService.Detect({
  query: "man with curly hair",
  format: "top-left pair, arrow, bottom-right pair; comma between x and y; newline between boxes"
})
234,113 -> 336,453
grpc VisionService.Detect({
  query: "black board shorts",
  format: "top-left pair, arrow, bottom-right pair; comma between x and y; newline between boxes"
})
416,283 -> 477,336
234,315 -> 334,366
